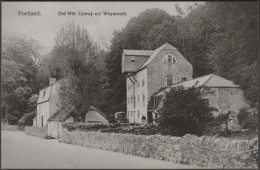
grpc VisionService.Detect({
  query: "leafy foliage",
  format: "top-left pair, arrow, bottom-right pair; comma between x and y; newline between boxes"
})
18,111 -> 36,126
50,23 -> 106,121
237,108 -> 258,130
157,86 -> 215,136
1,36 -> 41,124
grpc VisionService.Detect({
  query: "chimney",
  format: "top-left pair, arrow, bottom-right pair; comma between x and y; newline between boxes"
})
49,78 -> 56,85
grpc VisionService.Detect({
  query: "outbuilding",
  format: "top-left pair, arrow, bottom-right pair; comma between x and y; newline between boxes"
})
85,106 -> 110,125
47,107 -> 74,138
152,74 -> 249,118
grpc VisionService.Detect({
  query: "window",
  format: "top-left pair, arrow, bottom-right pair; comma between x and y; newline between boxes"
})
181,77 -> 187,82
142,79 -> 145,86
173,77 -> 180,84
167,55 -> 172,63
142,94 -> 145,103
163,54 -> 177,63
164,75 -> 182,86
41,116 -> 44,127
164,75 -> 174,86
166,77 -> 173,86
131,111 -> 133,117
130,56 -> 135,62
138,81 -> 140,87
154,96 -> 162,108
137,110 -> 140,119
43,90 -> 46,98
218,88 -> 230,109
138,95 -> 139,102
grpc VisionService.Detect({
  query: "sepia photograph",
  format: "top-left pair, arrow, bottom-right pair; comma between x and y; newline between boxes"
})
1,1 -> 259,169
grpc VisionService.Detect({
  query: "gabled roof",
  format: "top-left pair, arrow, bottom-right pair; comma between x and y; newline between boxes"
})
138,43 -> 177,70
154,74 -> 240,97
123,50 -> 153,56
37,86 -> 52,104
87,106 -> 110,121
48,107 -> 72,122
37,79 -> 65,104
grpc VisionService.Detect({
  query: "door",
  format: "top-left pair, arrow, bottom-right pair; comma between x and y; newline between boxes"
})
147,111 -> 153,123
218,88 -> 230,109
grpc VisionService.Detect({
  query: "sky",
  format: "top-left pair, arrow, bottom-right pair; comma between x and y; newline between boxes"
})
2,2 -> 199,55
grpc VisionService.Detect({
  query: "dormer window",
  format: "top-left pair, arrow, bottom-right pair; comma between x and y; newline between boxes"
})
130,56 -> 135,62
163,54 -> 177,63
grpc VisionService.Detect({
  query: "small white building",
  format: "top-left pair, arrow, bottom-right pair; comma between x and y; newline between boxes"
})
36,78 -> 61,127
47,107 -> 74,138
85,106 -> 110,125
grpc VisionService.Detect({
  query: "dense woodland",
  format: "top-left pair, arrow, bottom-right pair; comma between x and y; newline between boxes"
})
1,2 -> 258,124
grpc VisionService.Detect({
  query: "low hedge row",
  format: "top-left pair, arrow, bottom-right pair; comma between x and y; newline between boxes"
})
63,123 -> 182,136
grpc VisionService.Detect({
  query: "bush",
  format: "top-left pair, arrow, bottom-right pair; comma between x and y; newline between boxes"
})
237,108 -> 258,130
63,122 -> 108,132
18,111 -> 36,127
157,86 -> 216,136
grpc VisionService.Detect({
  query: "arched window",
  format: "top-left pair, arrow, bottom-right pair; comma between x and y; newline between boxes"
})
163,54 -> 177,63
141,116 -> 147,124
142,79 -> 145,86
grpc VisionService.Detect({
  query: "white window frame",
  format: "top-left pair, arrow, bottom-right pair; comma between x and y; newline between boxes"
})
163,54 -> 177,64
130,56 -> 136,61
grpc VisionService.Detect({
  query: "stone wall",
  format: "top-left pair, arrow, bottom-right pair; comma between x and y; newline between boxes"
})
204,87 -> 249,117
25,126 -> 48,138
59,129 -> 258,168
1,125 -> 18,131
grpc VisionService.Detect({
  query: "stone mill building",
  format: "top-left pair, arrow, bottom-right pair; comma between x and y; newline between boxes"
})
122,43 -> 249,124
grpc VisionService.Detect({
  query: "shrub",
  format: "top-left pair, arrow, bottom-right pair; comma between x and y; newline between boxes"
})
157,86 -> 216,136
18,111 -> 36,127
63,122 -> 108,132
237,108 -> 250,127
237,108 -> 258,130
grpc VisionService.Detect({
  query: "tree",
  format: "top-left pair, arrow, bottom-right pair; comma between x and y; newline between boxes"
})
174,2 -> 258,105
51,23 -> 103,121
1,36 -> 41,124
157,86 -> 215,136
205,2 -> 258,105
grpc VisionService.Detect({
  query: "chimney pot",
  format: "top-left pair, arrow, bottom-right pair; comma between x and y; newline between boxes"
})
49,78 -> 56,85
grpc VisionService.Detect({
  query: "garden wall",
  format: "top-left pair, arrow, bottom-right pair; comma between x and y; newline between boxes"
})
59,128 -> 258,169
25,126 -> 48,138
1,125 -> 18,131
